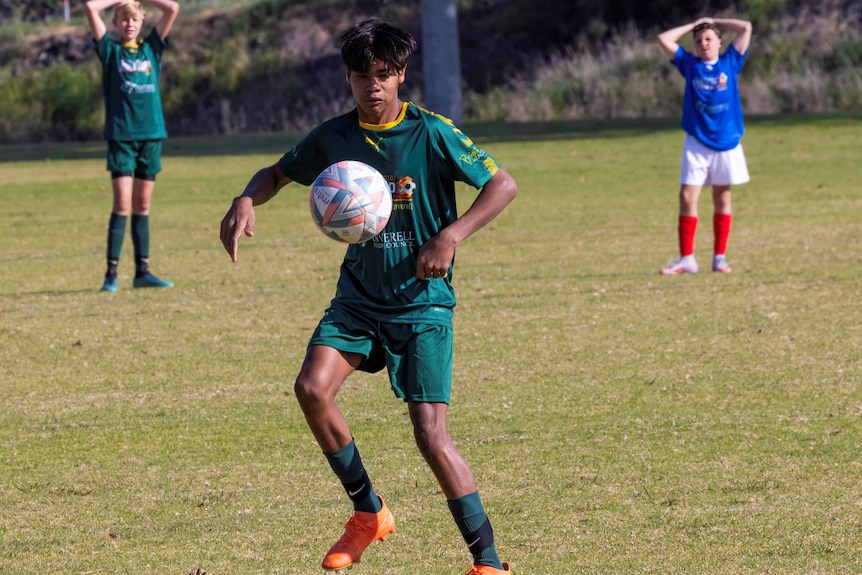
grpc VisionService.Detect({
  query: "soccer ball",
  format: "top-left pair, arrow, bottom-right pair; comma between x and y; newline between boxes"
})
309,160 -> 392,244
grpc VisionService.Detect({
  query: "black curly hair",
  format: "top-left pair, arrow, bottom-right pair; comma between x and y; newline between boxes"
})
339,18 -> 417,74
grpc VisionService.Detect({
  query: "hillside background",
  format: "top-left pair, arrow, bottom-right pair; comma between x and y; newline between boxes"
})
1,0 -> 860,143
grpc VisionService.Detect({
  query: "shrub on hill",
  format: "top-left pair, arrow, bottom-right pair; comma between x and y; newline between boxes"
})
0,0 -> 860,142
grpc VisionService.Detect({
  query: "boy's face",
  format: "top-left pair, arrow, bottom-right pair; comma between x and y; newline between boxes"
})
347,60 -> 406,124
693,28 -> 722,61
113,10 -> 144,43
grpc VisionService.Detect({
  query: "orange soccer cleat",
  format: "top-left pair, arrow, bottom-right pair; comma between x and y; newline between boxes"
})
464,562 -> 512,575
321,498 -> 395,572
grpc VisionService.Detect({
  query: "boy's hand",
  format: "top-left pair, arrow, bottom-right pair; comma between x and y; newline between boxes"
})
416,232 -> 455,280
220,196 -> 255,262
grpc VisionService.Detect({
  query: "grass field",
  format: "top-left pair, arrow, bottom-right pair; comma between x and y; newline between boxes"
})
1,115 -> 860,575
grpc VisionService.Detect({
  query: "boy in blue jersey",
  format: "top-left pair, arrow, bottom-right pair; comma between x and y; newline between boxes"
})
657,17 -> 753,275
219,18 -> 517,575
85,0 -> 179,291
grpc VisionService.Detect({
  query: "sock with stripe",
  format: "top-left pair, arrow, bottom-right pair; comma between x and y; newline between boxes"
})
447,491 -> 503,569
131,214 -> 150,278
324,439 -> 382,514
106,213 -> 127,277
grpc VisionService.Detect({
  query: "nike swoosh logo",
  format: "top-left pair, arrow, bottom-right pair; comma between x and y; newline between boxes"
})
467,537 -> 481,548
348,485 -> 365,497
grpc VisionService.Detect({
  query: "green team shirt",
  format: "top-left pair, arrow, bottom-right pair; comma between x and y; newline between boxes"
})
94,28 -> 168,141
277,102 -> 500,326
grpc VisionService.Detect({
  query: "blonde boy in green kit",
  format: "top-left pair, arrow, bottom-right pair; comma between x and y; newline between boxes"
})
85,0 -> 179,292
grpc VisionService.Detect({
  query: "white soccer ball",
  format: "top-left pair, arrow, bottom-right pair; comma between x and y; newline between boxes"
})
309,160 -> 392,244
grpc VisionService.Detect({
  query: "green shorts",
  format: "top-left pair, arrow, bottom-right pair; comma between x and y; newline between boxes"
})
107,140 -> 163,176
309,306 -> 453,404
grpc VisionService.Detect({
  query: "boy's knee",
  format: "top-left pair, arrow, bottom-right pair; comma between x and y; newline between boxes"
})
412,418 -> 450,453
293,373 -> 331,410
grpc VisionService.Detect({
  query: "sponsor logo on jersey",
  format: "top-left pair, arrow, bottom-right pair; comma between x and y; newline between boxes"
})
120,80 -> 156,94
696,101 -> 731,115
119,59 -> 153,75
371,175 -> 417,249
392,176 -> 415,210
693,71 -> 729,93
459,147 -> 487,166
372,229 -> 417,249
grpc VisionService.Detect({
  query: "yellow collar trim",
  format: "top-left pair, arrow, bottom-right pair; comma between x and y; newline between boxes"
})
359,102 -> 408,131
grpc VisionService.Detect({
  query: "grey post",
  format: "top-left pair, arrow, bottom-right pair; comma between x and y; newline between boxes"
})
421,0 -> 464,123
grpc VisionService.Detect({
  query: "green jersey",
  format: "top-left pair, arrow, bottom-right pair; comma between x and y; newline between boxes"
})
278,102 -> 500,326
94,28 -> 168,141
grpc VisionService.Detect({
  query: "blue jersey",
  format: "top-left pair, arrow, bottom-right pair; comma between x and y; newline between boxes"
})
672,44 -> 746,151
277,102 -> 499,326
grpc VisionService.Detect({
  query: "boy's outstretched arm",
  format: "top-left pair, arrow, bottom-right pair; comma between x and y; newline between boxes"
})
416,168 -> 518,280
220,163 -> 293,262
143,0 -> 180,40
657,17 -> 716,59
714,18 -> 753,55
84,0 -> 121,41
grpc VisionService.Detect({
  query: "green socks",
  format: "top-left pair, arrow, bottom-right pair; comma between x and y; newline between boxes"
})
106,213 -> 152,277
105,213 -> 127,277
447,491 -> 503,569
131,214 -> 150,277
324,440 -> 382,514
324,443 -> 502,569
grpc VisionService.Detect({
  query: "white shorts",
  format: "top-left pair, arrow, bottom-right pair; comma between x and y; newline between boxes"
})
680,134 -> 750,187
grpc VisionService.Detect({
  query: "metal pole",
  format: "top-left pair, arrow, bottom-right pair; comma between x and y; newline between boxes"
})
421,0 -> 463,123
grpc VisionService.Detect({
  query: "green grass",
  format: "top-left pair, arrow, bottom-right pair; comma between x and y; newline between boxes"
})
1,115 -> 861,575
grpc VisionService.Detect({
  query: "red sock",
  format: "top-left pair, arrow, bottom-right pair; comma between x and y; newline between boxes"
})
678,215 -> 698,257
713,213 -> 732,255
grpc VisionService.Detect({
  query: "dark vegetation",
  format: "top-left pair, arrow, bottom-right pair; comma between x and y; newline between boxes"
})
1,0 -> 860,143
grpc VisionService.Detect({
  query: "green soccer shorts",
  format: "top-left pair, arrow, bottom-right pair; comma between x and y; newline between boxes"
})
107,139 -> 163,176
308,306 -> 454,404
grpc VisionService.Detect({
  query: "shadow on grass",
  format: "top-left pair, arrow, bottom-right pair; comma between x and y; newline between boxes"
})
0,289 -> 100,301
1,114 -> 859,163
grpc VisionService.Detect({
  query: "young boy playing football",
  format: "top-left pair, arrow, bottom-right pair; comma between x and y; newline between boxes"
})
85,0 -> 179,291
657,17 -> 753,275
220,18 -> 518,575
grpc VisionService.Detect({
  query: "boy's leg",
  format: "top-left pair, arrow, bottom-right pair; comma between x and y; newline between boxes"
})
130,176 -> 173,287
390,323 -> 507,571
408,402 -> 508,572
712,185 -> 732,253
709,143 -> 745,272
131,176 -> 154,277
677,184 -> 702,256
295,345 -> 394,572
101,174 -> 133,292
664,134 -> 712,275
102,212 -> 127,292
130,141 -> 172,288
324,439 -> 382,514
660,184 -> 701,275
320,438 -> 393,572
294,345 -> 360,451
712,185 -> 733,272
